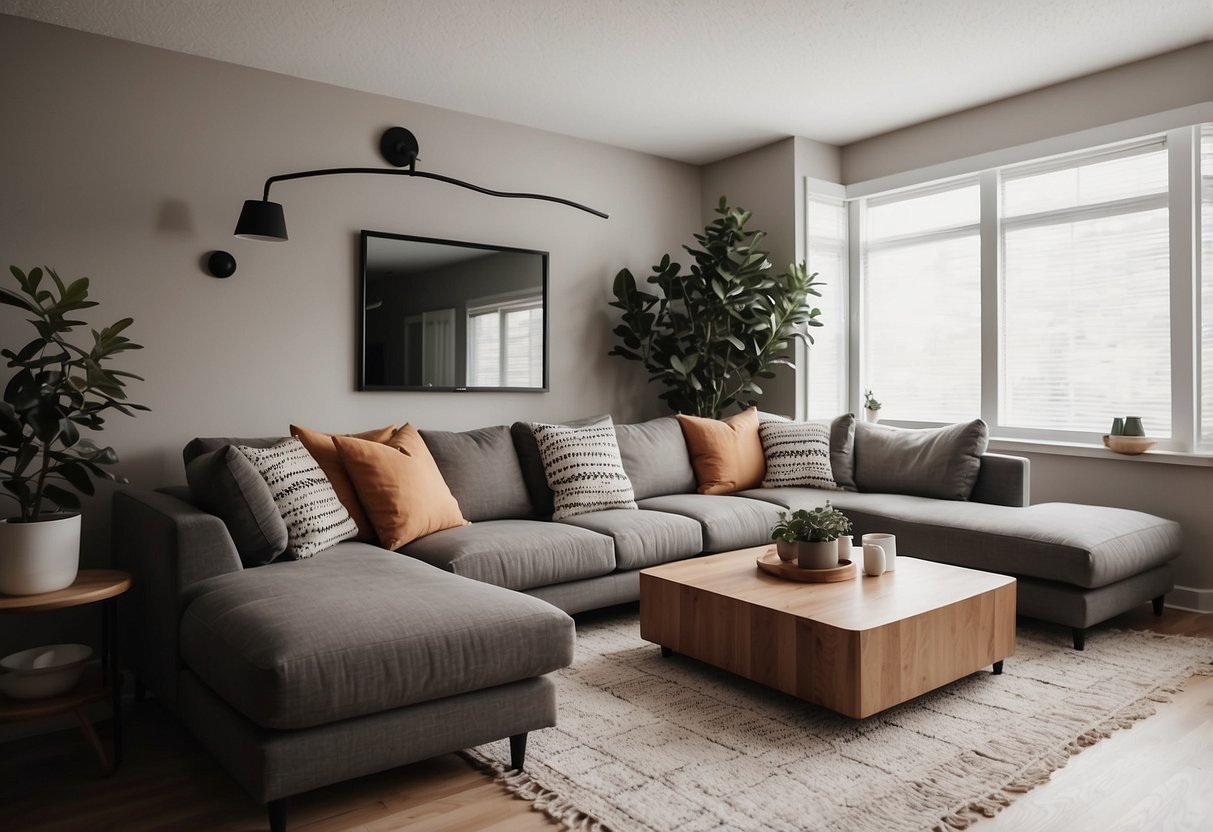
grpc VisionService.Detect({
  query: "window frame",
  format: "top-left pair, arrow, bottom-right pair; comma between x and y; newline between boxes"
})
843,124 -> 1208,453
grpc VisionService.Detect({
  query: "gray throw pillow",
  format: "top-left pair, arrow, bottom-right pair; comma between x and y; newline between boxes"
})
829,413 -> 857,490
511,414 -> 611,519
852,419 -> 989,501
420,425 -> 534,522
614,417 -> 697,500
185,444 -> 288,566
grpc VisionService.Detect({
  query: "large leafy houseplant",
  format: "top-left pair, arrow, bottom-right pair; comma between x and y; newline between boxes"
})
608,198 -> 823,418
0,266 -> 147,522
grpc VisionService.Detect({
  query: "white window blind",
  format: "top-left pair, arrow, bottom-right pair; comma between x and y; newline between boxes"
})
999,142 -> 1171,436
1201,126 -> 1213,446
468,295 -> 543,387
862,181 -> 982,422
805,195 -> 848,419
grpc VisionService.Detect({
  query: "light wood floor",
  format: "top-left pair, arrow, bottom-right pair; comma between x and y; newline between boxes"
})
2,605 -> 1210,832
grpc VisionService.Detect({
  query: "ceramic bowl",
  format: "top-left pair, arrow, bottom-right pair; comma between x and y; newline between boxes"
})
1102,435 -> 1155,455
0,643 -> 92,699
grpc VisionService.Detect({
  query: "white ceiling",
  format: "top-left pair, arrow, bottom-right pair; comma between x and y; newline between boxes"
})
3,0 -> 1211,164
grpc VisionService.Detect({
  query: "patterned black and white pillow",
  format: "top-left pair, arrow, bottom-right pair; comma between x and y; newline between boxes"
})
759,419 -> 838,489
236,438 -> 358,558
530,418 -> 638,520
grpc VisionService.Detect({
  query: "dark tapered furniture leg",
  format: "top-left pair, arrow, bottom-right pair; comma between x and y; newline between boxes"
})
1072,628 -> 1086,651
267,798 -> 287,832
509,733 -> 528,771
1153,595 -> 1165,616
660,646 -> 672,658
992,660 -> 1004,675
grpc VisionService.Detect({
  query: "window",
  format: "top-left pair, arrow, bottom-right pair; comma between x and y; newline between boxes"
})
1202,126 -> 1213,446
1000,143 -> 1171,436
850,124 -> 1212,452
861,181 -> 981,422
805,194 -> 848,419
467,295 -> 544,387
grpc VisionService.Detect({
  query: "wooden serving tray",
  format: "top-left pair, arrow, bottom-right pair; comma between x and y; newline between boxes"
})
756,550 -> 856,583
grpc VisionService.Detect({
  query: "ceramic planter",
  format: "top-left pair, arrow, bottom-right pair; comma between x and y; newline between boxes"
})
865,409 -> 880,423
0,513 -> 81,595
788,540 -> 840,570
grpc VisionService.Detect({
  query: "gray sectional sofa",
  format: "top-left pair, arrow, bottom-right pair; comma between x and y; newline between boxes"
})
112,414 -> 1181,831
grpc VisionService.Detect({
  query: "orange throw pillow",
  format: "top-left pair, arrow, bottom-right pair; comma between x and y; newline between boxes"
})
677,407 -> 766,494
291,424 -> 395,541
332,425 -> 468,550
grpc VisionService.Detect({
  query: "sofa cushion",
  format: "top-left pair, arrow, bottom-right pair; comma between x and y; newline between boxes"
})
185,445 -> 287,566
759,419 -> 837,489
179,545 -> 574,730
290,423 -> 396,540
511,414 -> 611,519
852,419 -> 988,500
560,509 -> 703,570
334,427 -> 468,549
614,417 -> 697,500
420,425 -> 534,521
236,438 -> 358,559
677,407 -> 766,494
183,436 -> 281,466
401,519 -> 616,590
828,413 -> 858,490
638,493 -> 783,553
531,418 -> 638,520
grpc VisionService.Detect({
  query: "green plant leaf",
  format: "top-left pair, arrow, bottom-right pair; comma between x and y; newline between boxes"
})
41,483 -> 81,513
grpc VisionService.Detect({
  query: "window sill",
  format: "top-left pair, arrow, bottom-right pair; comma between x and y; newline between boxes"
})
988,437 -> 1213,468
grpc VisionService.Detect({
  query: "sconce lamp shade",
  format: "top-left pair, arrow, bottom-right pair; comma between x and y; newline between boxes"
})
235,199 -> 288,241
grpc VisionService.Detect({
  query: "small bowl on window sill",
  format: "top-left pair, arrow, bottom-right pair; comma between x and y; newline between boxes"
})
1103,435 -> 1156,455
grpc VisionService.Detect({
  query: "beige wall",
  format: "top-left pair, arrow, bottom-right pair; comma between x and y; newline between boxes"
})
0,16 -> 701,585
843,41 -> 1213,183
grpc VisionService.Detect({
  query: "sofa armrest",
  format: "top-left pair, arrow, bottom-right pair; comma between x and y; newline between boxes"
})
970,453 -> 1030,507
112,488 -> 243,709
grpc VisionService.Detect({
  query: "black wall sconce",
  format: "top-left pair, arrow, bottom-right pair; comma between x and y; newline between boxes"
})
234,126 -> 609,242
205,250 -> 237,278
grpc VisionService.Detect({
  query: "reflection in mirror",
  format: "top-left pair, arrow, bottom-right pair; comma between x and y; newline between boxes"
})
359,231 -> 549,391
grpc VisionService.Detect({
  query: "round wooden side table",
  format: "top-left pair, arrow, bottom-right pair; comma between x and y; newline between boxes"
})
0,569 -> 132,774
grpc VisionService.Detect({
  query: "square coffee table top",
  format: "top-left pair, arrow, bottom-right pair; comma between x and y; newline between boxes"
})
640,545 -> 1016,632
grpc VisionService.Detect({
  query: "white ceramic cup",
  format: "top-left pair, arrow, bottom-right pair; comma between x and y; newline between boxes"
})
861,533 -> 896,571
836,535 -> 853,561
862,543 -> 886,577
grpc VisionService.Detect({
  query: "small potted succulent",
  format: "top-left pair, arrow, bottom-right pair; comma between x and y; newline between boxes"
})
863,389 -> 882,423
771,503 -> 854,569
0,266 -> 146,595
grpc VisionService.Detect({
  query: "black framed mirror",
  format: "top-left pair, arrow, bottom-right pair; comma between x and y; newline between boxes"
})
359,230 -> 549,391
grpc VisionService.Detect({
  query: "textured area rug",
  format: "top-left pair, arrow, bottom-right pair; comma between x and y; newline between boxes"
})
469,608 -> 1213,832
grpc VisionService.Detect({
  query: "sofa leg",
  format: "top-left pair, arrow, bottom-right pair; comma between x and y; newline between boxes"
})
509,733 -> 528,772
1072,628 -> 1086,651
267,798 -> 287,832
1152,595 -> 1165,616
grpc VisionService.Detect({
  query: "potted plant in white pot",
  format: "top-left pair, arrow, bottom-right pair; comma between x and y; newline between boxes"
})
771,503 -> 853,570
0,266 -> 146,595
863,389 -> 882,423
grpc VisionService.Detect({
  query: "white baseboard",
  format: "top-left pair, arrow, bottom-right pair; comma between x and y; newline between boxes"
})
1167,585 -> 1213,613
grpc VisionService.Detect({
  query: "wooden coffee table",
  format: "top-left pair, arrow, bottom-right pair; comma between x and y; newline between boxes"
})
639,546 -> 1015,718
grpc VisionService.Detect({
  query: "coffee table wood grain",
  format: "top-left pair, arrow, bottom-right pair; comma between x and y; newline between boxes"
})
639,545 -> 1016,718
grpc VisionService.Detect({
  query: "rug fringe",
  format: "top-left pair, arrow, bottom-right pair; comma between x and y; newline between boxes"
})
463,749 -> 611,831
931,661 -> 1213,832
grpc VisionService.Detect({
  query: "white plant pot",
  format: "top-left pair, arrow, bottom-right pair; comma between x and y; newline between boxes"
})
865,409 -> 880,423
0,514 -> 81,596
